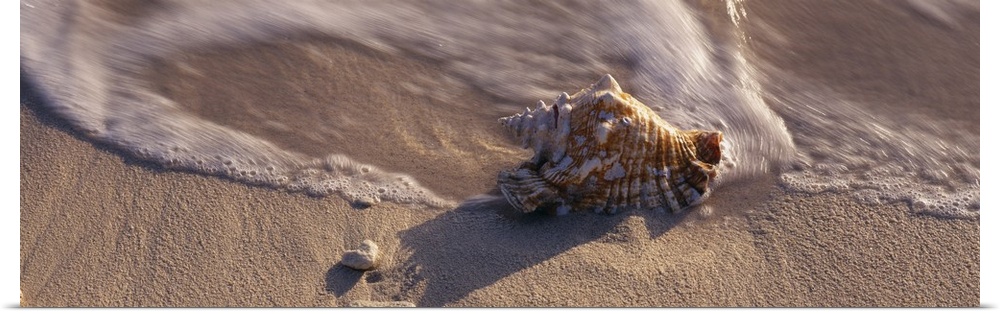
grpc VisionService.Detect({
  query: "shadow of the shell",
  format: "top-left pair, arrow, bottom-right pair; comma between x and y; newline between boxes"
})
397,191 -> 693,307
324,264 -> 364,297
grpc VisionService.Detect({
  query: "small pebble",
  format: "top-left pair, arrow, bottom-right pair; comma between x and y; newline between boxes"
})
341,239 -> 379,270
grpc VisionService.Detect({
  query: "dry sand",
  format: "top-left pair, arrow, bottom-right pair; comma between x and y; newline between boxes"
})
21,68 -> 978,308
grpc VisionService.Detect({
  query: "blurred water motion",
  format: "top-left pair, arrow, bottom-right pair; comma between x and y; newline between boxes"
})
20,0 -> 979,218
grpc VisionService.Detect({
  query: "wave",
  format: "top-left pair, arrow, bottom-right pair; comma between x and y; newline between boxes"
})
21,0 -> 978,218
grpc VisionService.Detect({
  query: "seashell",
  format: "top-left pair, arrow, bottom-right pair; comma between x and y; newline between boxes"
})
341,239 -> 380,270
497,74 -> 723,215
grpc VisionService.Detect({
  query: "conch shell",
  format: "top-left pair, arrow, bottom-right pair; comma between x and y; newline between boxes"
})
498,74 -> 722,215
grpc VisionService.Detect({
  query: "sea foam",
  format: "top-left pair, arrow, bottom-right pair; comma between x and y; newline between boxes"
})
21,0 -> 978,217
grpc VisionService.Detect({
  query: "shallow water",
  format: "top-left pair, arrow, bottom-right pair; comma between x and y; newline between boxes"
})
20,0 -> 979,218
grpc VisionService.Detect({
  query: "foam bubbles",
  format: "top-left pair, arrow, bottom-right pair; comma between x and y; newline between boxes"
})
772,89 -> 979,220
22,0 -> 976,217
910,189 -> 979,219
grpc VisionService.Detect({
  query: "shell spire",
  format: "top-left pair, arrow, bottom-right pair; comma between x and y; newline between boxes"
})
497,74 -> 724,215
499,100 -> 555,149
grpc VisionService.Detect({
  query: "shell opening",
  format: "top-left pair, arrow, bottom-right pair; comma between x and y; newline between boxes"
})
694,131 -> 723,165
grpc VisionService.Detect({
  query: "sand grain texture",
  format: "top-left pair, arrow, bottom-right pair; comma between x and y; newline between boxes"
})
20,0 -> 979,307
20,97 -> 979,306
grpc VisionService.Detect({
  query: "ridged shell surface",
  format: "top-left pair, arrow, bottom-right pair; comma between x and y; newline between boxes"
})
498,74 -> 723,215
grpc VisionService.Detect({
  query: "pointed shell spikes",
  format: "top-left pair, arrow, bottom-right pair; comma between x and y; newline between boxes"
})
556,92 -> 569,105
497,74 -> 723,215
592,73 -> 622,93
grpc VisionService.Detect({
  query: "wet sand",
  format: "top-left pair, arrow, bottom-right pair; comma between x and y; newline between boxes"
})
20,0 -> 980,307
21,62 -> 978,307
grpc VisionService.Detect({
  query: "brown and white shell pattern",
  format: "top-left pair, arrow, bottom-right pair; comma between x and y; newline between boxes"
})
498,74 -> 723,215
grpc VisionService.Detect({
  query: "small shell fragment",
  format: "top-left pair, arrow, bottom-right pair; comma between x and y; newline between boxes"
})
497,74 -> 723,215
341,239 -> 380,270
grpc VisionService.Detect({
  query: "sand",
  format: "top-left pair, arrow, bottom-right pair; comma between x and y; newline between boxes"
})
20,0 -> 980,307
21,72 -> 979,308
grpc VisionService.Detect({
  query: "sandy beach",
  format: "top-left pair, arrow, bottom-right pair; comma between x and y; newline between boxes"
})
21,66 -> 980,308
20,96 -> 981,306
20,0 -> 979,307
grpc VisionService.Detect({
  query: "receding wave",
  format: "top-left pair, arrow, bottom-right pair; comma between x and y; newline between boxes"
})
21,0 -> 978,218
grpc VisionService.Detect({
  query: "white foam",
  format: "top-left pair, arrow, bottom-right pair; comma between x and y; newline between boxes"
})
607,0 -> 798,183
772,88 -> 979,220
21,0 -> 977,218
23,0 -> 615,209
